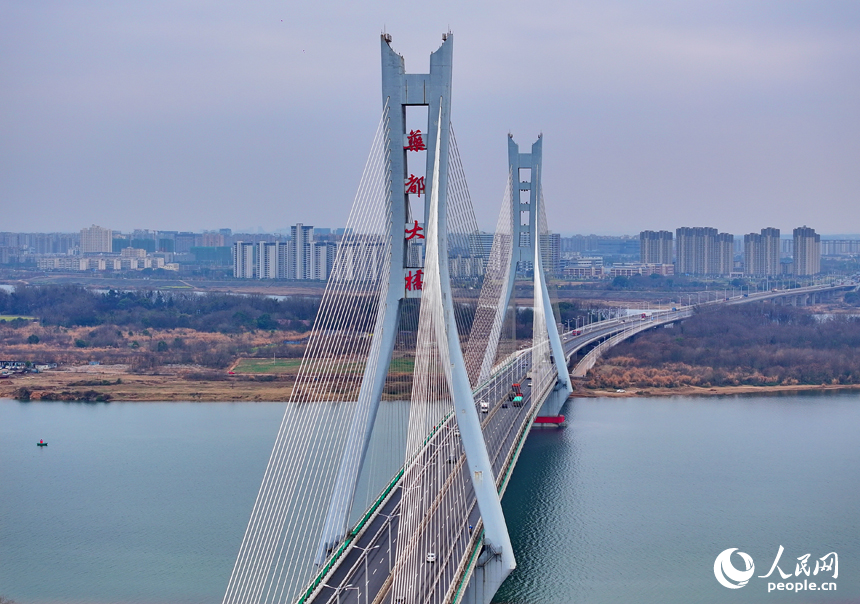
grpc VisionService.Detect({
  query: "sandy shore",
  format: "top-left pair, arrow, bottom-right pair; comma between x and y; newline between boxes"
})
0,365 -> 294,402
572,382 -> 860,398
4,364 -> 860,402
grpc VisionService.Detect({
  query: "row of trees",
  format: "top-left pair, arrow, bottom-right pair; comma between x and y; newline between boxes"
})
588,303 -> 860,388
0,286 -> 320,333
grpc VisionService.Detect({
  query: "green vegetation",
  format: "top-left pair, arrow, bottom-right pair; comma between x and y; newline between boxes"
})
233,356 -> 416,376
233,358 -> 304,374
588,303 -> 860,389
0,285 -> 320,333
388,356 -> 414,374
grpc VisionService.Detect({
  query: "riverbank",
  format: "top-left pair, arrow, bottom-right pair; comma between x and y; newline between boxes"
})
574,381 -> 860,398
5,363 -> 860,402
0,365 -> 294,402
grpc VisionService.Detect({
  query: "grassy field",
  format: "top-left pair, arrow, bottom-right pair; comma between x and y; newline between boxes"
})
232,356 -> 415,375
388,357 -> 414,374
232,358 -> 304,374
0,315 -> 35,321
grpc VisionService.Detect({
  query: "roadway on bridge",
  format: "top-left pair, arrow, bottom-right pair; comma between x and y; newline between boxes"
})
307,358 -> 538,604
306,282 -> 855,604
560,283 -> 856,365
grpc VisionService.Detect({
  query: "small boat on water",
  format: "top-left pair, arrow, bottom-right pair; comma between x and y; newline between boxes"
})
37,439 -> 47,447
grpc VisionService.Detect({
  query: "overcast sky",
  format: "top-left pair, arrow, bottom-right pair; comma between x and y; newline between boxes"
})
2,0 -> 858,236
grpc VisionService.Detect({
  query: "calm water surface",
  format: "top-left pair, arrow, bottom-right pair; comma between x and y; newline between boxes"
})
2,393 -> 858,604
496,392 -> 860,603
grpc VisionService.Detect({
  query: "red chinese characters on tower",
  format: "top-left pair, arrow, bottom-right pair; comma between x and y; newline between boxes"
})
405,269 -> 424,291
404,129 -> 426,152
404,220 -> 424,240
405,174 -> 425,197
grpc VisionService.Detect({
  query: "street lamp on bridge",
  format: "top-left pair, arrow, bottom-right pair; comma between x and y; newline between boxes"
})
351,544 -> 380,604
320,583 -> 359,604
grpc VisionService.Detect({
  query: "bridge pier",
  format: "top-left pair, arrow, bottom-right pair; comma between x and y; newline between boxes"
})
538,380 -> 570,417
459,548 -> 509,604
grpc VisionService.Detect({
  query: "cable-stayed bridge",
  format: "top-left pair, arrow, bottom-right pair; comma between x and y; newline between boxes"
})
221,33 -> 859,604
219,32 -> 568,604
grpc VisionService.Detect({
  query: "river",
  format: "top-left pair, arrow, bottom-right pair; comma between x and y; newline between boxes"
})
1,393 -> 858,604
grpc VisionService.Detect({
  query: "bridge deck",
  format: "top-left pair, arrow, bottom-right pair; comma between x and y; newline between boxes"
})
302,283 -> 855,604
304,354 -> 545,604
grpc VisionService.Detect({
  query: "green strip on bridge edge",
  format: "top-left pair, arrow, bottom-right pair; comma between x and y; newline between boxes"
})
451,387 -> 541,603
296,372 -> 523,604
296,466 -> 405,604
452,529 -> 485,604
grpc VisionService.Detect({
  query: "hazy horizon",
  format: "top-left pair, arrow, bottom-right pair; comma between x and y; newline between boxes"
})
8,224 -> 860,240
3,1 -> 858,235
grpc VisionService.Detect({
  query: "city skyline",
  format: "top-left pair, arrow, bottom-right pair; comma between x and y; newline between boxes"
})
5,220 -> 860,239
2,2 -> 859,235
4,220 -> 850,280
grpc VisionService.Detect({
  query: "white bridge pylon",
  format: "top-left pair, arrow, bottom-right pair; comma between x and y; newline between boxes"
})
467,134 -> 573,417
222,33 -> 514,604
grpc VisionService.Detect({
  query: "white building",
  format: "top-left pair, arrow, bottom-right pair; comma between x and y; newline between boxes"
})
310,241 -> 337,281
257,241 -> 281,280
640,230 -> 673,264
744,228 -> 780,276
291,224 -> 314,280
332,240 -> 386,282
80,225 -> 113,254
609,263 -> 675,277
233,242 -> 256,278
793,226 -> 821,276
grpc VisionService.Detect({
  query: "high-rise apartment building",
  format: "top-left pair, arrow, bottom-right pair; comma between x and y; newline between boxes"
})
640,230 -> 673,264
232,242 -> 255,278
80,225 -> 113,254
475,232 -> 494,260
743,227 -> 780,276
291,223 -> 314,280
201,232 -> 225,247
174,232 -> 197,254
310,241 -> 337,281
743,234 -> 761,275
277,242 -> 292,279
332,240 -> 385,281
540,232 -> 561,274
257,241 -> 280,279
793,226 -> 820,276
234,233 -> 333,281
676,227 -> 731,275
716,232 -> 734,275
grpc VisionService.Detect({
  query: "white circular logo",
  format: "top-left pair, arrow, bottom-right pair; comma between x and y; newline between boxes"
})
714,548 -> 755,589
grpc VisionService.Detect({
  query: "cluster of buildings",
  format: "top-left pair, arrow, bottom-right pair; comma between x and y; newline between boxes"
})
638,226 -> 822,277
1,225 -> 263,274
36,225 -> 184,272
2,221 -> 853,282
234,226 -> 495,281
233,224 -> 339,280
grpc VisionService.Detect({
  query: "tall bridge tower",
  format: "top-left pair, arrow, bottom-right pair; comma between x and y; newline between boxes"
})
222,33 -> 516,604
223,33 -> 584,604
506,135 -> 572,416
317,33 -> 515,587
